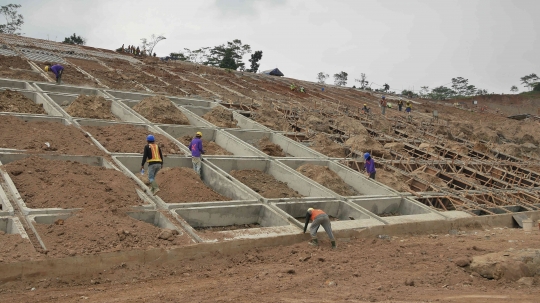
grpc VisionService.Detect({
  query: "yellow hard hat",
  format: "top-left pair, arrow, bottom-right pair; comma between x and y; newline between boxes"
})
307,208 -> 314,213
196,131 -> 202,137
364,104 -> 366,106
44,66 -> 50,72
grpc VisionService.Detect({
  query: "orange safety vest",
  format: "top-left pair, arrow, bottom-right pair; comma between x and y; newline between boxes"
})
147,143 -> 162,163
310,209 -> 326,221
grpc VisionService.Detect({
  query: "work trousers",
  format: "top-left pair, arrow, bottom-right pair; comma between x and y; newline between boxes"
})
381,106 -> 386,115
369,172 -> 376,180
192,157 -> 202,176
398,105 -> 402,111
148,163 -> 161,183
310,214 -> 335,241
56,69 -> 63,84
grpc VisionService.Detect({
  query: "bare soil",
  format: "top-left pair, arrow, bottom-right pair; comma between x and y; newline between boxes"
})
296,164 -> 357,196
0,54 -> 32,69
0,232 -> 40,262
253,105 -> 290,131
65,95 -> 115,120
0,90 -> 45,114
257,136 -> 285,157
0,115 -> 102,155
376,169 -> 412,192
310,133 -> 347,157
132,96 -> 189,124
345,133 -> 390,159
4,156 -> 145,210
0,69 -> 45,81
201,106 -> 238,128
334,116 -> 368,135
155,167 -> 230,203
83,124 -> 181,154
230,169 -> 303,198
178,135 -> 232,155
34,209 -> 192,258
55,65 -> 98,87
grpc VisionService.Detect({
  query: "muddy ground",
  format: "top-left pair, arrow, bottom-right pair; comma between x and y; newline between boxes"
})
65,95 -> 115,120
230,169 -> 303,198
132,96 -> 189,124
0,115 -> 102,155
0,90 -> 45,114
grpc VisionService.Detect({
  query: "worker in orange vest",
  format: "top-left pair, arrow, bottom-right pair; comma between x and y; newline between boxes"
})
141,135 -> 163,195
303,208 -> 336,249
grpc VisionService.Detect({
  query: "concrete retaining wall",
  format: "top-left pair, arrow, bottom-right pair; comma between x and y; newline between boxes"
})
349,196 -> 448,223
0,88 -> 63,117
105,90 -> 213,108
0,78 -> 35,91
33,83 -> 109,97
119,100 -> 214,127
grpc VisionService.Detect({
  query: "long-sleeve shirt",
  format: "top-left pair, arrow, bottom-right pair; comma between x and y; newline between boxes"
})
365,159 -> 376,174
141,144 -> 163,167
303,211 -> 311,233
189,137 -> 205,157
50,65 -> 64,78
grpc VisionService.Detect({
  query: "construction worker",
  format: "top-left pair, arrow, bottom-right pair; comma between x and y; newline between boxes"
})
397,98 -> 403,111
364,152 -> 376,179
362,104 -> 370,114
303,208 -> 336,249
290,83 -> 296,91
44,64 -> 64,84
141,135 -> 163,195
189,131 -> 205,177
299,86 -> 305,93
380,96 -> 387,115
406,101 -> 412,114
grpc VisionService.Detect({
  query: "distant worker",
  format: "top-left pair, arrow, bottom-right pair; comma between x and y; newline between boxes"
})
362,104 -> 370,114
387,102 -> 393,109
141,135 -> 163,195
364,152 -> 376,179
299,86 -> 305,93
380,96 -> 387,115
189,131 -> 205,177
290,83 -> 296,91
303,208 -> 336,250
321,87 -> 325,92
406,101 -> 412,114
44,64 -> 64,84
397,98 -> 403,111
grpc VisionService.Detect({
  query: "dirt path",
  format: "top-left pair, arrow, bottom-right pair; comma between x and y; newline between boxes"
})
230,169 -> 302,198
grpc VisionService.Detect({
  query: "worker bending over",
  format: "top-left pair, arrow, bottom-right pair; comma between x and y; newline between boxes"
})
364,152 -> 376,179
189,131 -> 205,177
141,135 -> 163,195
44,64 -> 64,84
303,208 -> 336,249
362,104 -> 370,114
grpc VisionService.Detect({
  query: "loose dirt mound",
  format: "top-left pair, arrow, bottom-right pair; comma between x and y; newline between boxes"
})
446,142 -> 469,155
178,135 -> 233,155
35,209 -> 192,257
411,168 -> 448,187
310,133 -> 346,157
0,54 -> 32,69
0,115 -> 102,155
0,232 -> 40,262
258,137 -> 285,157
253,105 -> 290,131
84,124 -> 180,154
65,95 -> 115,120
4,157 -> 144,210
334,116 -> 367,135
302,115 -> 329,133
296,164 -> 356,196
132,96 -> 189,124
384,142 -> 405,151
473,142 -> 490,153
376,169 -> 411,192
345,133 -> 389,158
0,90 -> 45,114
155,167 -> 230,203
202,107 -> 238,128
230,169 -> 302,198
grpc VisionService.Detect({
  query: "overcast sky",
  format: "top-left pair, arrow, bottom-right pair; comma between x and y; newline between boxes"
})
15,0 -> 539,93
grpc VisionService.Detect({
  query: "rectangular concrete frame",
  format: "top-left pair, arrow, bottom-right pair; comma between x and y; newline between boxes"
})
348,196 -> 448,224
0,78 -> 35,91
105,89 -> 213,108
0,182 -> 14,216
277,158 -> 399,198
43,93 -> 145,123
224,129 -> 328,158
126,210 -> 190,239
171,203 -> 299,242
0,216 -> 29,239
205,157 -> 338,202
0,153 -> 154,215
118,99 -> 214,127
0,88 -> 63,117
74,119 -> 189,156
112,154 -> 259,209
270,199 -> 385,232
33,83 -> 109,97
27,212 -> 75,250
156,124 -> 267,158
183,105 -> 271,131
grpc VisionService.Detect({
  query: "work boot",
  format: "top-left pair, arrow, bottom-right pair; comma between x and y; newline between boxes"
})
150,181 -> 160,195
331,241 -> 337,250
308,239 -> 318,247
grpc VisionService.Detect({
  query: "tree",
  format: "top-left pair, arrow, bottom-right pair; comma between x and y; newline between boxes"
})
419,86 -> 429,97
317,72 -> 329,84
206,39 -> 251,70
451,77 -> 470,96
333,71 -> 348,86
429,86 -> 455,100
355,73 -> 369,89
140,34 -> 166,56
510,85 -> 518,93
534,83 -> 540,92
0,4 -> 24,35
401,90 -> 417,98
383,83 -> 390,92
520,73 -> 539,91
219,48 -> 238,70
169,52 -> 188,61
247,50 -> 263,73
63,33 -> 86,45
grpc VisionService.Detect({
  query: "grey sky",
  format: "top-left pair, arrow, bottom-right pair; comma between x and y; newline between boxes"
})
14,0 -> 539,93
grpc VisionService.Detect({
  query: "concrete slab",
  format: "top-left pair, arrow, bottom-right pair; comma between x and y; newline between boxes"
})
0,88 -> 63,116
44,93 -> 144,123
0,78 -> 35,91
278,158 -> 399,198
183,105 -> 271,131
33,83 -> 109,96
171,203 -> 298,242
224,129 -> 327,158
105,90 -> 213,107
205,157 -> 338,202
270,199 -> 385,232
112,155 -> 259,209
156,125 -> 267,157
0,153 -> 154,215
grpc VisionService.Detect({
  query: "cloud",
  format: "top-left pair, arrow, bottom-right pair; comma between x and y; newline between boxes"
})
213,0 -> 287,17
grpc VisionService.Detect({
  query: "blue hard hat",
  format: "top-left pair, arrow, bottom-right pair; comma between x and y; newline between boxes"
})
146,135 -> 155,142
363,153 -> 370,160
